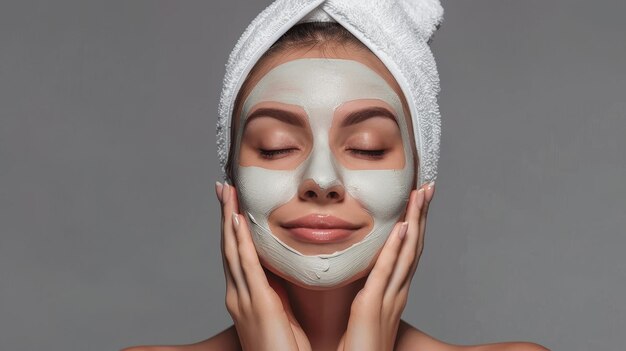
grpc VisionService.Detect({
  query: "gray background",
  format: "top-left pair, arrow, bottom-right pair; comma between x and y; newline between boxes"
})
1,0 -> 624,350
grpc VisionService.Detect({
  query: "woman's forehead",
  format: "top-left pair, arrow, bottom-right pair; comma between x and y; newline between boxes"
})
238,45 -> 407,105
242,58 -> 403,114
232,44 -> 415,141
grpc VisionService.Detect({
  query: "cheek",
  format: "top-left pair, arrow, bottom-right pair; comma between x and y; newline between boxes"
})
234,166 -> 300,218
235,153 -> 414,224
342,168 -> 413,222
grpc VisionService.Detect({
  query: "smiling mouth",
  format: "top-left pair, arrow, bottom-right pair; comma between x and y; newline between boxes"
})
281,214 -> 362,244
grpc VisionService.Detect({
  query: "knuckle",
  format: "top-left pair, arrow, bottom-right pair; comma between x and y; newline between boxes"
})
352,302 -> 379,319
225,295 -> 238,315
351,291 -> 375,313
350,299 -> 366,316
238,296 -> 252,312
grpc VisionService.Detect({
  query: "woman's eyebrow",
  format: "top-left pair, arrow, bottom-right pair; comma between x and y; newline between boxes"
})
244,107 -> 306,128
340,106 -> 398,127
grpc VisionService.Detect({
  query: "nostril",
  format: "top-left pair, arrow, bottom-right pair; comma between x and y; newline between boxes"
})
298,179 -> 345,203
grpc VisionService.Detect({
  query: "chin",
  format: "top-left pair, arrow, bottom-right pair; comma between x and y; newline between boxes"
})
259,255 -> 376,291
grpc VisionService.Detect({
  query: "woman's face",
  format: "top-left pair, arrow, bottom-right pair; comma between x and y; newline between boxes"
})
231,45 -> 417,288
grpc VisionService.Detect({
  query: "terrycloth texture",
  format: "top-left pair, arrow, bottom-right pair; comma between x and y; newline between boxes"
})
217,0 -> 443,186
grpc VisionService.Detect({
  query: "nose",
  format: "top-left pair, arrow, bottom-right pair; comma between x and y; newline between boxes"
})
298,141 -> 345,204
298,179 -> 345,204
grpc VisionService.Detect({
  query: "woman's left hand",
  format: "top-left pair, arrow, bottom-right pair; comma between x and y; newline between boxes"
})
337,182 -> 435,351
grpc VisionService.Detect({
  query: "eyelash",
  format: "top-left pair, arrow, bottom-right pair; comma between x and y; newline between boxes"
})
347,148 -> 386,159
259,148 -> 298,159
258,148 -> 386,160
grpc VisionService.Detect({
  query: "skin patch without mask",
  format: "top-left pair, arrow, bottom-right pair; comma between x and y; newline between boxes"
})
233,58 -> 415,287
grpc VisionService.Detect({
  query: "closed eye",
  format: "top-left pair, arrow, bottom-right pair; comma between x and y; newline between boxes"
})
259,148 -> 299,159
346,148 -> 386,159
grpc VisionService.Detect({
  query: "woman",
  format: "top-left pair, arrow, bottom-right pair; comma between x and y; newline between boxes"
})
123,1 -> 548,350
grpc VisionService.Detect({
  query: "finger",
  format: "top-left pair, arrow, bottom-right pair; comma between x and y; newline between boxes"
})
218,182 -> 240,314
215,181 -> 224,204
419,181 -> 435,242
222,182 -> 250,299
221,249 -> 236,288
387,187 -> 426,294
424,181 -> 436,205
232,212 -> 273,294
229,179 -> 241,214
417,181 -> 434,249
362,221 -> 408,298
414,182 -> 434,260
400,182 -> 435,292
223,183 -> 251,292
220,182 -> 235,261
221,245 -> 239,314
216,181 -> 225,250
216,182 -> 226,227
216,181 -> 233,283
228,186 -> 268,290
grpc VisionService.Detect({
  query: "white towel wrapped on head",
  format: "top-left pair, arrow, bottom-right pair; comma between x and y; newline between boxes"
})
217,0 -> 444,187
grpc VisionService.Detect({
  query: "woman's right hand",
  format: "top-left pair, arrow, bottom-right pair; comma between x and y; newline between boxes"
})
216,181 -> 311,351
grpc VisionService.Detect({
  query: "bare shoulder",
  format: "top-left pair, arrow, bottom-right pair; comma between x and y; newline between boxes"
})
460,342 -> 551,351
396,320 -> 550,351
120,325 -> 240,351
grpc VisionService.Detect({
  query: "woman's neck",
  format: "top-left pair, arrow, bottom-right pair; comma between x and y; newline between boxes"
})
285,277 -> 367,351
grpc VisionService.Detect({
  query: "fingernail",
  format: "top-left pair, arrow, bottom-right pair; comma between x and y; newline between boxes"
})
427,181 -> 435,191
416,188 -> 426,199
398,222 -> 409,240
232,212 -> 239,228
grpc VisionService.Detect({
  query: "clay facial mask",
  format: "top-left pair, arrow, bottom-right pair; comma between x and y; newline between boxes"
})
232,58 -> 414,287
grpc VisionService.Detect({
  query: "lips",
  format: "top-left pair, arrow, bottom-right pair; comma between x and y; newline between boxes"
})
281,214 -> 362,243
